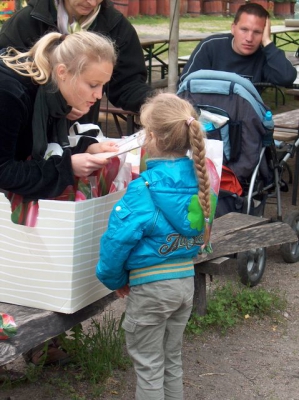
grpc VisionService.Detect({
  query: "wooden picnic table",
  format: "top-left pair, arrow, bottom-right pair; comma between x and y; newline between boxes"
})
0,213 -> 297,367
271,25 -> 299,49
139,33 -> 214,84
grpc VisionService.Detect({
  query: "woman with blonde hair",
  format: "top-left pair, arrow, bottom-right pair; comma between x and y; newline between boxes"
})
0,0 -> 152,117
0,30 -> 118,201
97,92 -> 217,400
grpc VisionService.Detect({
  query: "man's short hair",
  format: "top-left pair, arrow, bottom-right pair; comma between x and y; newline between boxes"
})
234,3 -> 269,23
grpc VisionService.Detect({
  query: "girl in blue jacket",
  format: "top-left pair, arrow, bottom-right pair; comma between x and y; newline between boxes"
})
96,92 -> 216,400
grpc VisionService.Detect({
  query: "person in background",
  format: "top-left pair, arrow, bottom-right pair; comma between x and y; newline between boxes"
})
0,0 -> 153,124
179,3 -> 297,88
96,92 -> 216,400
0,30 -> 118,202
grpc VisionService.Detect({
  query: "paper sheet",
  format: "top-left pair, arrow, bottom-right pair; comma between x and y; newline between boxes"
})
95,130 -> 146,160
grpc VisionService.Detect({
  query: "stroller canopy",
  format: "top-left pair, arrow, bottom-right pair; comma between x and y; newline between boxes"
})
177,70 -> 273,184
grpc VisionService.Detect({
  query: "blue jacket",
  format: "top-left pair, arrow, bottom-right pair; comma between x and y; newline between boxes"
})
96,157 -> 212,291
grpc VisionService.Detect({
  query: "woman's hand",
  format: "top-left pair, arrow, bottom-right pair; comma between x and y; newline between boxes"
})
71,141 -> 119,178
87,141 -> 119,154
71,153 -> 110,178
116,284 -> 130,298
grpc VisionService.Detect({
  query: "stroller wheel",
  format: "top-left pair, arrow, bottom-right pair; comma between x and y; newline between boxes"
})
280,211 -> 299,263
281,160 -> 293,185
237,247 -> 267,287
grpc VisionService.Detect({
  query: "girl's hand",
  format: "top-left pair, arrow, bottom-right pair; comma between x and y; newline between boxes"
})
87,141 -> 119,154
116,284 -> 130,298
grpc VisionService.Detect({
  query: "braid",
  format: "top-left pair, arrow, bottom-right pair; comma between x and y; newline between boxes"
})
188,121 -> 211,220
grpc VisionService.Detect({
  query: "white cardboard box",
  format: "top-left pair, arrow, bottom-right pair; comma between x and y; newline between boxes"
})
0,191 -> 124,313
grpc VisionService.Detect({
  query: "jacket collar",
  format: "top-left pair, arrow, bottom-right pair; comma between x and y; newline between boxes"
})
27,0 -> 122,33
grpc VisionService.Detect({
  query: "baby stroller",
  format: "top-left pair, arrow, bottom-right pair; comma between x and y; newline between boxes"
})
177,70 -> 299,287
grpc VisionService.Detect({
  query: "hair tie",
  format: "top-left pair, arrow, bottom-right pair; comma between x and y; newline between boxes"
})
59,34 -> 68,43
186,117 -> 195,127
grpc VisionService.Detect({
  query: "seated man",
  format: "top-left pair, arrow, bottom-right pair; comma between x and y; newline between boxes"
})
179,3 -> 297,88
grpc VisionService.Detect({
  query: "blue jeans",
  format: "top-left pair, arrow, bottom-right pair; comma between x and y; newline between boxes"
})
122,277 -> 194,400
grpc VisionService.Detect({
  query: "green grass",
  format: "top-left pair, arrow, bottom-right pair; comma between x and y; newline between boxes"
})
58,311 -> 131,384
186,281 -> 287,336
0,311 -> 131,397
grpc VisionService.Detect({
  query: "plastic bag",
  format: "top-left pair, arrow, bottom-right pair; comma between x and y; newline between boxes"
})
0,313 -> 17,340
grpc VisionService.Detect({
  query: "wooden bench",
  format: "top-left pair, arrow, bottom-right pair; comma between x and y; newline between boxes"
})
285,52 -> 299,66
285,61 -> 299,99
98,76 -> 170,137
285,88 -> 299,99
0,212 -> 296,367
99,95 -> 140,137
145,58 -> 187,81
254,82 -> 286,107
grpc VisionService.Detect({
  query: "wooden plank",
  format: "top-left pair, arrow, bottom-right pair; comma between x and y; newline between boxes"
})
284,88 -> 299,99
200,221 -> 297,263
0,292 -> 117,366
273,130 -> 298,142
196,256 -> 234,276
209,213 -> 270,242
285,52 -> 299,66
273,109 -> 299,129
150,78 -> 168,89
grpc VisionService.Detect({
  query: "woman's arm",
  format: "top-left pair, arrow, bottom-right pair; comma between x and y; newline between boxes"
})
0,89 -> 117,200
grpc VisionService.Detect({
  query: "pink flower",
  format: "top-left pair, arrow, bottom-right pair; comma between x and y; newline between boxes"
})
25,201 -> 39,227
75,190 -> 87,202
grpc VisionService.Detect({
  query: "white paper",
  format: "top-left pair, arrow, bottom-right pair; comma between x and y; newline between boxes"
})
95,130 -> 145,160
198,109 -> 229,128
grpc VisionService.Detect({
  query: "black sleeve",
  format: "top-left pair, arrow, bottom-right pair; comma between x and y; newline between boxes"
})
0,88 -> 76,201
262,42 -> 297,87
0,6 -> 53,50
70,136 -> 98,154
105,17 -> 153,113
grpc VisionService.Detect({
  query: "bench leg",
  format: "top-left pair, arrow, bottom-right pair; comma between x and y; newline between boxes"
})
112,114 -> 123,137
193,269 -> 207,316
127,115 -> 134,135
